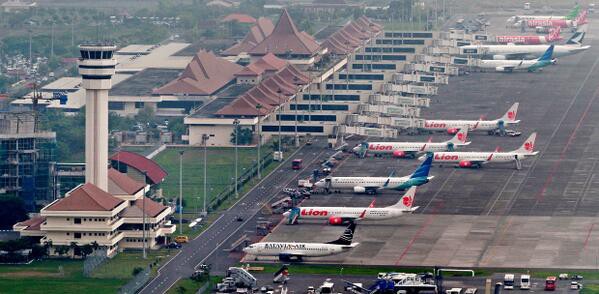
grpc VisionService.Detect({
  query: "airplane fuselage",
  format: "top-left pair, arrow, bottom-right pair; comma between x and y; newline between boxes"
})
366,142 -> 452,154
495,35 -> 548,45
432,151 -> 535,164
424,119 -> 514,131
460,44 -> 589,59
298,207 -> 404,220
243,242 -> 349,257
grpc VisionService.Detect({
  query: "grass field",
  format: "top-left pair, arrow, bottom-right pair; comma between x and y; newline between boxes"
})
92,250 -> 171,279
0,259 -> 124,294
582,284 -> 599,294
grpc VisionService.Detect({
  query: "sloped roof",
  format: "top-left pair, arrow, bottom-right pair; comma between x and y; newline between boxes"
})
46,183 -> 125,212
235,53 -> 288,76
216,64 -> 308,116
322,16 -> 381,55
222,17 -> 274,56
156,50 -> 243,95
122,197 -> 168,218
109,151 -> 168,184
222,13 -> 256,24
15,216 -> 46,231
248,9 -> 320,56
108,168 -> 145,195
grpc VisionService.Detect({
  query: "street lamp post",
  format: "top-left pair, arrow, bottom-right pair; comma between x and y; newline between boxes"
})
178,151 -> 183,234
277,88 -> 283,154
202,134 -> 209,216
255,104 -> 263,179
233,119 -> 240,197
142,171 -> 147,259
293,77 -> 299,147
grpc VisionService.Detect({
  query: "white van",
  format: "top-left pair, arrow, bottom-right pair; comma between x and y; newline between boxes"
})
520,274 -> 531,290
504,274 -> 515,290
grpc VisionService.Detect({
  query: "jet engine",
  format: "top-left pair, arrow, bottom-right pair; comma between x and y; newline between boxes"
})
447,128 -> 458,135
353,186 -> 366,193
458,160 -> 473,168
493,55 -> 507,60
329,216 -> 344,225
392,150 -> 406,158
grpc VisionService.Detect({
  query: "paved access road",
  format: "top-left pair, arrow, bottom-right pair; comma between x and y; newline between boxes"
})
140,139 -> 330,294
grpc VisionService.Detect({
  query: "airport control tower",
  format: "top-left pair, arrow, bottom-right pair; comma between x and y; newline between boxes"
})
78,43 -> 117,191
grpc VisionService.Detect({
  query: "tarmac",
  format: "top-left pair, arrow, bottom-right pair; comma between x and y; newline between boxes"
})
243,17 -> 599,269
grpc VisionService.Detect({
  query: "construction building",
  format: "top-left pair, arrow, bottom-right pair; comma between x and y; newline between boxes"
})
0,112 -> 56,211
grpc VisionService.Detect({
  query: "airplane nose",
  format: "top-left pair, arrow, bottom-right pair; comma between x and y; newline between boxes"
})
282,210 -> 290,217
242,247 -> 250,253
352,146 -> 360,153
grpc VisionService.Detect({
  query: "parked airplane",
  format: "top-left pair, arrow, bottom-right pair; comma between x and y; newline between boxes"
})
460,28 -> 588,59
352,128 -> 470,158
421,132 -> 538,169
314,154 -> 433,194
478,45 -> 555,72
284,187 -> 419,225
507,5 -> 580,22
524,10 -> 587,29
423,103 -> 519,134
242,222 -> 359,261
495,27 -> 561,45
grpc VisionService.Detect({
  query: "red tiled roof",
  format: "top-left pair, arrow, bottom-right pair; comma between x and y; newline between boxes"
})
248,9 -> 320,56
109,151 -> 167,184
216,64 -> 308,116
222,13 -> 256,24
122,197 -> 168,218
156,50 -> 243,95
222,17 -> 274,56
15,216 -> 46,231
46,183 -> 125,212
322,16 -> 381,55
108,168 -> 145,195
235,53 -> 287,77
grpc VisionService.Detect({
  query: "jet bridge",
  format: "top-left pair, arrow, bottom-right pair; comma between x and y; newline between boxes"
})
345,114 -> 425,129
393,73 -> 449,84
414,54 -> 479,66
358,104 -> 421,117
382,83 -> 438,95
338,125 -> 399,138
369,94 -> 430,108
425,46 -> 462,55
404,63 -> 459,76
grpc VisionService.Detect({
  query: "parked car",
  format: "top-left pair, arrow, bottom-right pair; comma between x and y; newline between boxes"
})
175,235 -> 189,243
167,242 -> 182,249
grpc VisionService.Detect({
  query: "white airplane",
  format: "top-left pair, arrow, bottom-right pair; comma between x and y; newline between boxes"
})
314,154 -> 433,194
424,102 -> 520,134
352,128 -> 470,158
507,5 -> 580,22
460,28 -> 588,60
242,222 -> 358,261
421,132 -> 539,169
478,45 -> 555,72
283,187 -> 419,225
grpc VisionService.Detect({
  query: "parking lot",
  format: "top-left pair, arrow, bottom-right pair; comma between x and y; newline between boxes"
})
242,17 -> 599,269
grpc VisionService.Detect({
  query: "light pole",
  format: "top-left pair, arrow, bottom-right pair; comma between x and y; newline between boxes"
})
277,88 -> 282,154
233,119 -> 240,197
178,150 -> 183,234
202,134 -> 209,216
293,77 -> 299,147
255,104 -> 263,179
142,171 -> 147,259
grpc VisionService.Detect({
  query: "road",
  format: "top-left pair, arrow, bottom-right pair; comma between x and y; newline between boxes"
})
139,139 -> 331,294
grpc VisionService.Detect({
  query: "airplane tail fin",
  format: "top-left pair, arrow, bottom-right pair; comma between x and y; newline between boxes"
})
567,24 -> 587,44
499,102 -> 519,123
326,222 -> 357,246
410,153 -> 432,179
575,9 -> 588,25
513,132 -> 538,154
547,26 -> 561,42
448,128 -> 469,146
537,45 -> 554,61
566,4 -> 581,20
388,186 -> 418,211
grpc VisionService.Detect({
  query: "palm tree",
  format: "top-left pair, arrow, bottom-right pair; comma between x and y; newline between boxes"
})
69,242 -> 79,258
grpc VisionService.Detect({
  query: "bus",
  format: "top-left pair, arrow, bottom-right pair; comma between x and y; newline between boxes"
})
545,276 -> 557,291
292,159 -> 303,170
520,274 -> 530,290
503,274 -> 515,290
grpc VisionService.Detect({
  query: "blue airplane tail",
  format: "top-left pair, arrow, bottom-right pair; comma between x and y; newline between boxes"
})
410,153 -> 432,179
538,45 -> 554,61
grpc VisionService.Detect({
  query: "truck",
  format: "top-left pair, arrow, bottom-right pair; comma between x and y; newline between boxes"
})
520,274 -> 530,290
504,274 -> 515,290
545,276 -> 557,291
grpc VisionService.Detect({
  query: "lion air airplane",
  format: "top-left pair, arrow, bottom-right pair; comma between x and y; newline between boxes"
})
421,132 -> 538,169
283,187 -> 418,225
314,154 -> 433,194
495,27 -> 561,45
242,222 -> 358,261
352,128 -> 470,158
423,103 -> 519,134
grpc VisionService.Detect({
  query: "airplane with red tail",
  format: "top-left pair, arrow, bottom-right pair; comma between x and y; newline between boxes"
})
283,187 -> 418,225
495,26 -> 561,45
420,132 -> 538,169
423,103 -> 519,135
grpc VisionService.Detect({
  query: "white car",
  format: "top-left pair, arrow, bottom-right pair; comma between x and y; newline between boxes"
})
570,281 -> 582,290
